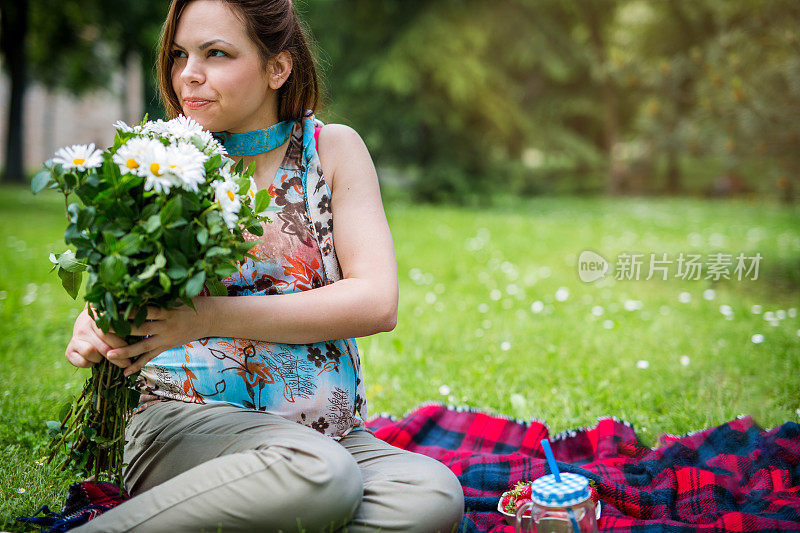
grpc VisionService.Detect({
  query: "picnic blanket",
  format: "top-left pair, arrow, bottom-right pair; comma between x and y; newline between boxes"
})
15,480 -> 129,532
19,402 -> 800,532
364,401 -> 800,532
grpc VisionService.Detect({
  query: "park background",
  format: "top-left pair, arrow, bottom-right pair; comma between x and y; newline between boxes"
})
0,0 -> 799,529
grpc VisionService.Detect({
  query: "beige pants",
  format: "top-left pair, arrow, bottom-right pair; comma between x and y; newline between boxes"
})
72,400 -> 464,533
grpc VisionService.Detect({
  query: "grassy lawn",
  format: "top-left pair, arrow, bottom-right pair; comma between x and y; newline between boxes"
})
1,183 -> 798,530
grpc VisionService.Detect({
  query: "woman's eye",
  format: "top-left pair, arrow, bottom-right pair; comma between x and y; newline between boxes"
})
208,49 -> 227,58
171,50 -> 186,59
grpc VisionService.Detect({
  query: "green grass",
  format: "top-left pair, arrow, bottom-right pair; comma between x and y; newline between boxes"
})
1,183 -> 799,531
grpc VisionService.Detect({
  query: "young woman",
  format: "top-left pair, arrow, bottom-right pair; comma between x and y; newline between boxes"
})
65,0 -> 465,531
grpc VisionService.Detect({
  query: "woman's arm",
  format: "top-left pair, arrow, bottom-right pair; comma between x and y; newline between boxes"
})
196,123 -> 399,344
109,124 -> 398,375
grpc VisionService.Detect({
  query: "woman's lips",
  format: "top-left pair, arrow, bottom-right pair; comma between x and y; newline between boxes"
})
184,99 -> 213,110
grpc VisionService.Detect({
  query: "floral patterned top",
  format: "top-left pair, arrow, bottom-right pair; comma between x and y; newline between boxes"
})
134,114 -> 370,441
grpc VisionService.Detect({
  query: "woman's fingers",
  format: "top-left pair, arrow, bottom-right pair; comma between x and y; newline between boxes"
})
65,338 -> 101,368
123,349 -> 162,377
88,318 -> 128,349
107,336 -> 155,364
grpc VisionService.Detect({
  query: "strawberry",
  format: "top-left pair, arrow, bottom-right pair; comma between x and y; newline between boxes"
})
588,480 -> 600,505
502,481 -> 534,515
501,494 -> 515,514
515,498 -> 533,517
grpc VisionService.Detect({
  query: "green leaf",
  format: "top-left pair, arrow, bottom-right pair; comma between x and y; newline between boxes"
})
161,195 -> 183,225
179,190 -> 201,212
64,223 -> 92,248
31,170 -> 52,194
86,171 -> 101,187
144,214 -> 161,233
118,233 -> 142,256
254,189 -> 271,214
165,248 -> 189,269
235,176 -> 250,195
245,161 -> 256,179
205,246 -> 228,258
189,133 -> 206,152
159,271 -> 171,291
179,295 -> 197,311
76,206 -> 96,231
185,270 -> 206,297
58,267 -> 82,299
165,217 -> 188,230
96,311 -> 110,334
246,223 -> 263,236
104,291 -> 118,320
180,226 -> 195,256
138,253 -> 166,280
196,227 -> 209,246
205,275 -> 228,296
206,154 -> 222,170
67,202 -> 81,223
99,255 -> 126,285
233,158 -> 244,175
166,265 -> 188,280
206,211 -> 224,235
138,263 -> 158,280
102,230 -> 119,253
141,203 -> 159,220
133,305 -> 149,328
111,316 -> 131,338
214,264 -> 237,278
56,250 -> 87,273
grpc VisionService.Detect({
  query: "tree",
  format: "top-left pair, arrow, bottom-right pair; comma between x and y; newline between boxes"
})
0,0 -> 29,184
0,0 -> 167,185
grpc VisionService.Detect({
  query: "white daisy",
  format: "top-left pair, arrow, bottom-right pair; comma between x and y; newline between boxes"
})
166,115 -> 204,141
141,119 -> 170,137
113,137 -> 161,177
211,178 -> 242,229
164,141 -> 208,193
52,143 -> 103,172
196,128 -> 227,157
244,176 -> 259,212
112,120 -> 134,133
141,142 -> 182,195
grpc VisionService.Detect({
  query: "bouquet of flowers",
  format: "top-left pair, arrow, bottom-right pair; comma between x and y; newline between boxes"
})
32,114 -> 271,486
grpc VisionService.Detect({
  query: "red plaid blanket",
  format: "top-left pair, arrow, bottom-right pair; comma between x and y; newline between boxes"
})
364,402 -> 800,532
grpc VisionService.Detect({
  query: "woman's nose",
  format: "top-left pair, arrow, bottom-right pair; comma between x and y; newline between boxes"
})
179,56 -> 205,85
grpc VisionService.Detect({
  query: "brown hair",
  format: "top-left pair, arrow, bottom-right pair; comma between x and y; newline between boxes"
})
156,0 -> 324,124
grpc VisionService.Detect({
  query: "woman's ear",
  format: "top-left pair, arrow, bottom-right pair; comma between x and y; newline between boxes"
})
268,50 -> 293,90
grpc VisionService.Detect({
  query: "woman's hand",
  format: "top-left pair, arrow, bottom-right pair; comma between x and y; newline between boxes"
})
65,304 -> 129,369
106,297 -> 210,377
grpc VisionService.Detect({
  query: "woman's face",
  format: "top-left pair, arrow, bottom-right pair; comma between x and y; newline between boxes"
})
170,0 -> 279,132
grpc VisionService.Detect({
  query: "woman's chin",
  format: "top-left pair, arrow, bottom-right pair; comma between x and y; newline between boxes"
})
182,109 -> 215,130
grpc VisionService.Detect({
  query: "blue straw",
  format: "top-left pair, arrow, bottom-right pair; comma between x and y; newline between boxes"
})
540,438 -> 562,482
541,439 -> 581,533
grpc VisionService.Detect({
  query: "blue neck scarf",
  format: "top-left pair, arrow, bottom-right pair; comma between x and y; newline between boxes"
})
212,120 -> 295,157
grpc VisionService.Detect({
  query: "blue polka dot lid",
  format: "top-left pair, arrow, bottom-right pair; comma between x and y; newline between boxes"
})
530,472 -> 591,508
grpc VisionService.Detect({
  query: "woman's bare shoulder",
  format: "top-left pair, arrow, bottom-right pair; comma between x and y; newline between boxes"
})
316,123 -> 371,193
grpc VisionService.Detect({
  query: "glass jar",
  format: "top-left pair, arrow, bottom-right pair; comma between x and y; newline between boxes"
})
515,472 -> 598,533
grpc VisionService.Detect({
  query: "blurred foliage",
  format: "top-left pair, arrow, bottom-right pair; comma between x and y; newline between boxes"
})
4,0 -> 800,202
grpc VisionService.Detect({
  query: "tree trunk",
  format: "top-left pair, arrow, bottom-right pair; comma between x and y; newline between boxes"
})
665,146 -> 681,195
1,0 -> 29,184
584,1 -> 627,195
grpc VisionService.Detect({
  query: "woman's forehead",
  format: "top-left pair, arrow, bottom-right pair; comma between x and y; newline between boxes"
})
175,0 -> 246,43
